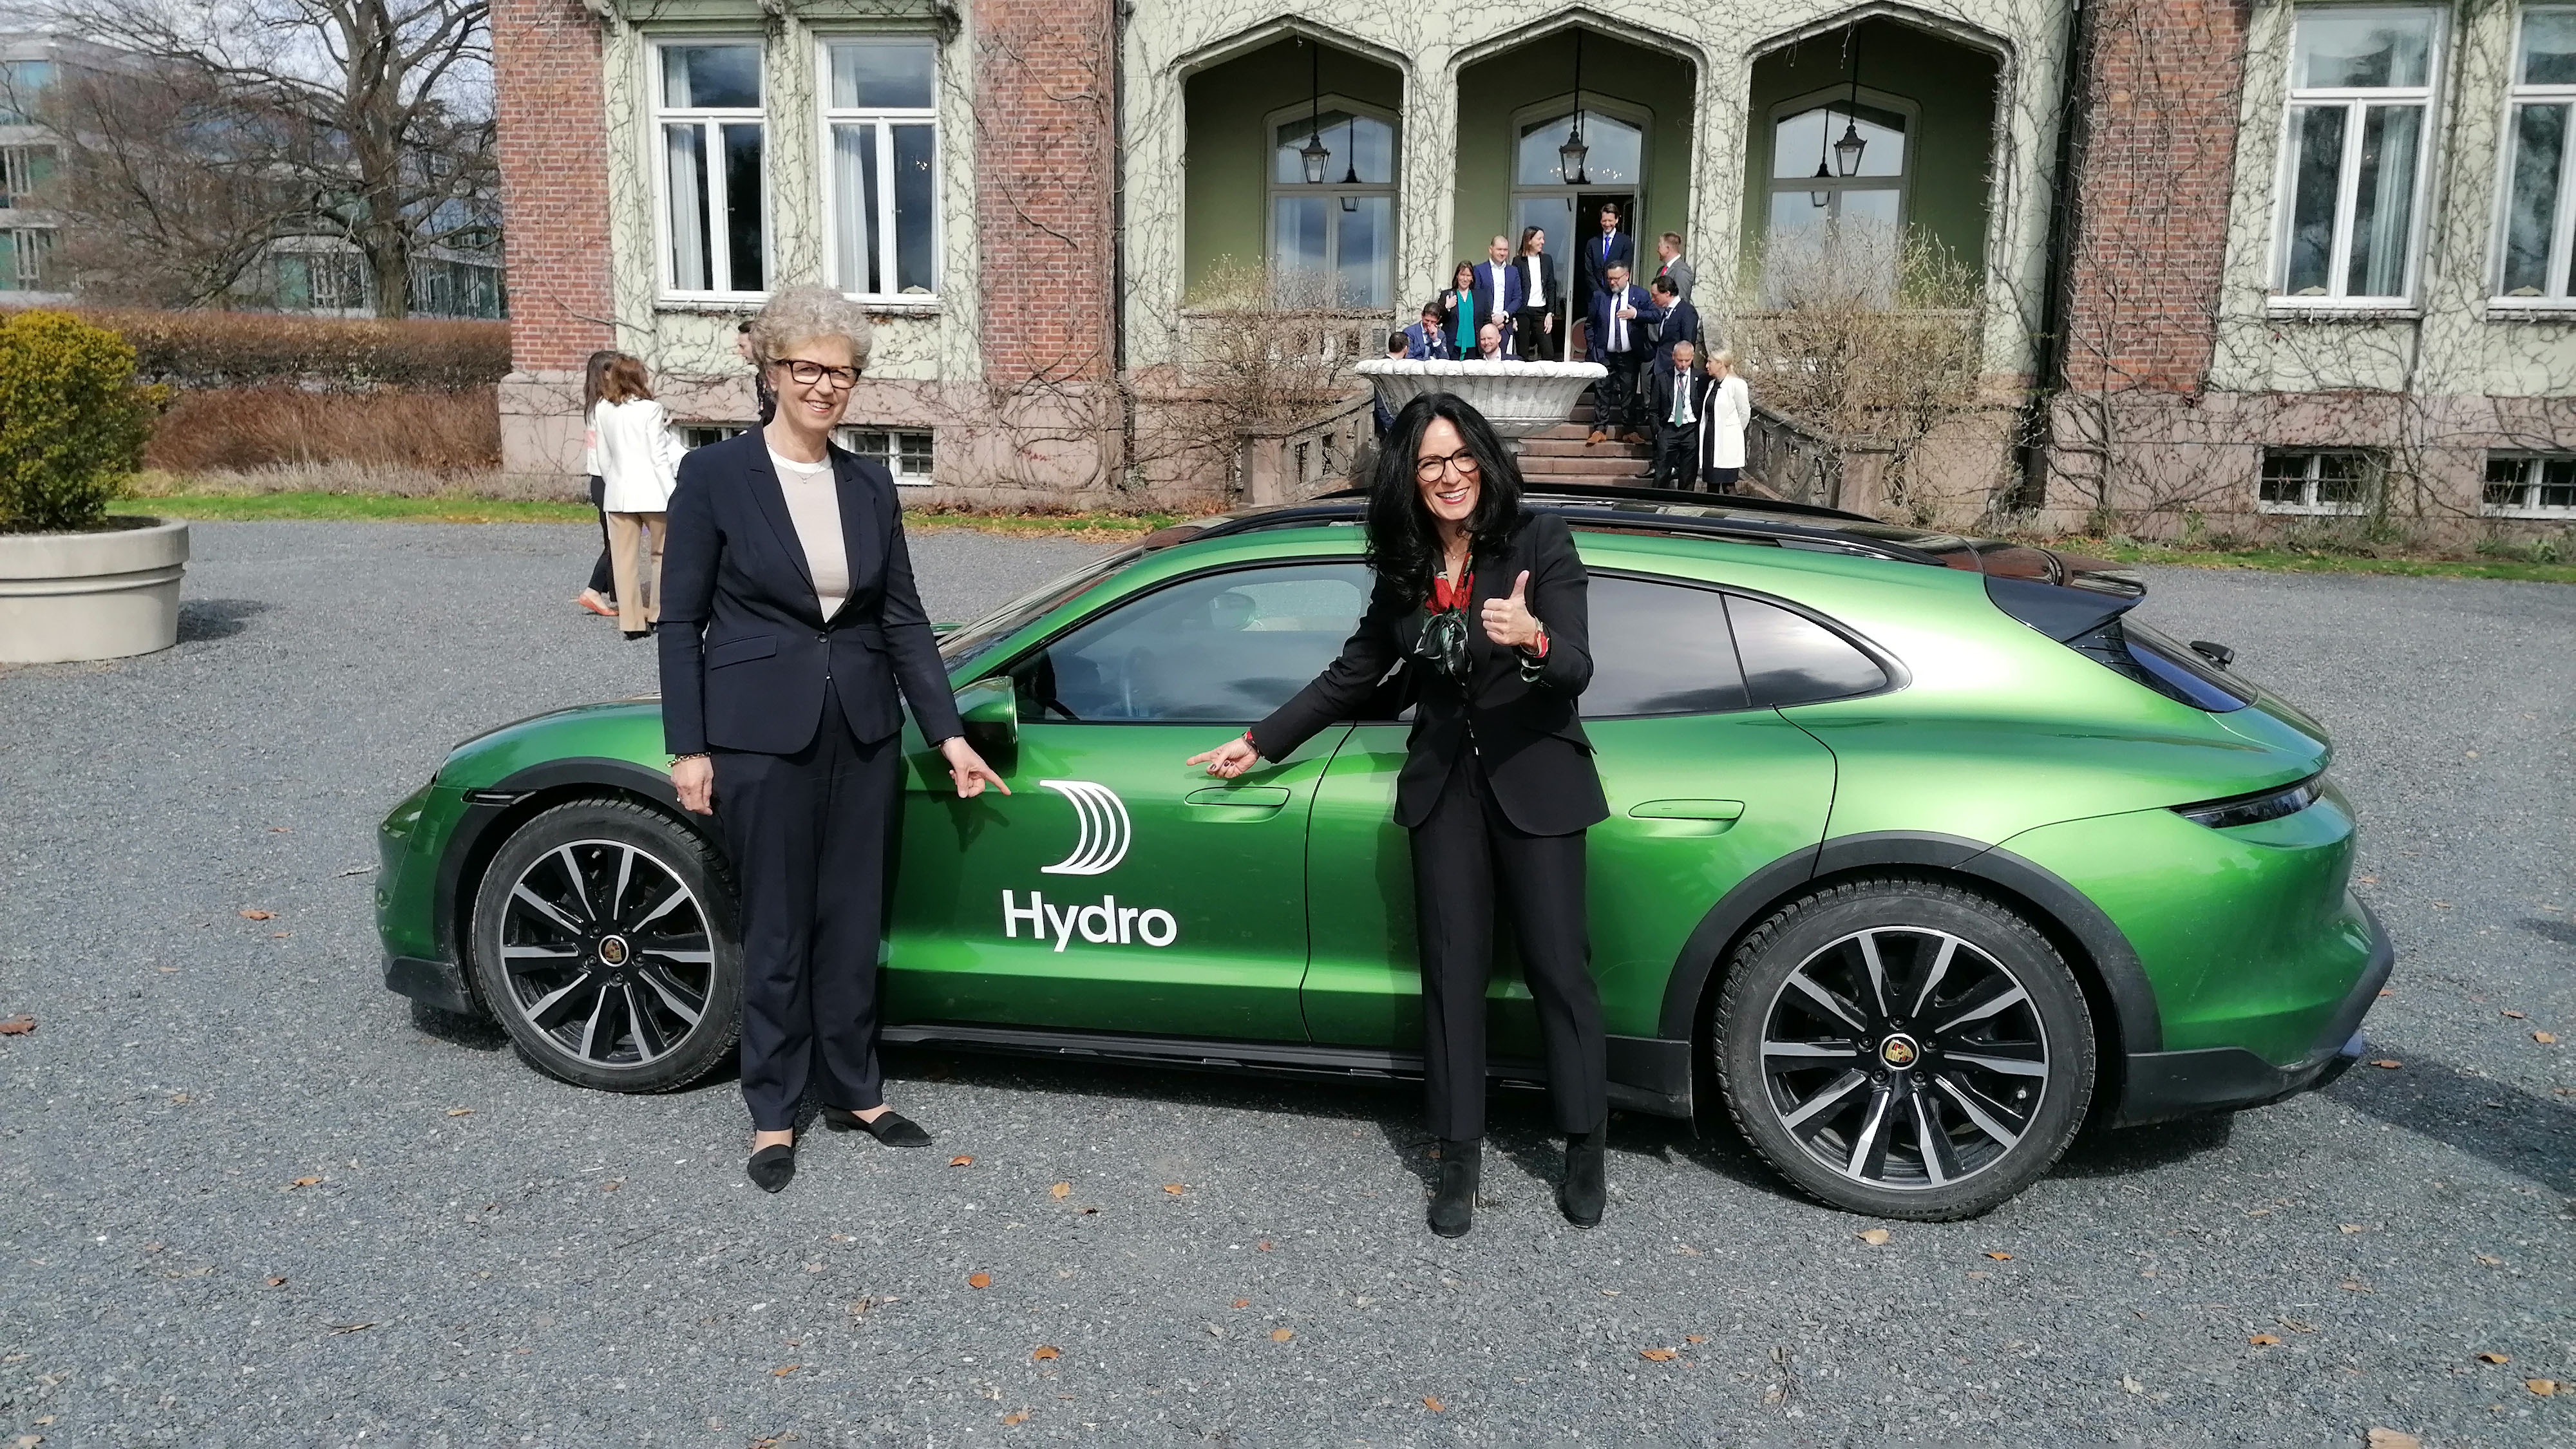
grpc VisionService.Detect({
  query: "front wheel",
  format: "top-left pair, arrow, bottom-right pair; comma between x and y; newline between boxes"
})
468,797 -> 741,1092
1716,878 -> 2095,1221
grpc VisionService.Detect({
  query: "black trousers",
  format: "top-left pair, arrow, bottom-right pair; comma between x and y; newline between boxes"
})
586,475 -> 614,596
1652,424 -> 1698,489
1408,752 -> 1606,1141
1596,354 -> 1643,434
1513,307 -> 1559,361
712,693 -> 900,1132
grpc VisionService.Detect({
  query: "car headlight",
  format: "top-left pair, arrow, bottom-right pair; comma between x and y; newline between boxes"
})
2172,775 -> 2322,830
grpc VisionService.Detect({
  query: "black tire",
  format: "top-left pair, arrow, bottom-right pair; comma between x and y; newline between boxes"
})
1715,877 -> 2095,1221
468,797 -> 741,1093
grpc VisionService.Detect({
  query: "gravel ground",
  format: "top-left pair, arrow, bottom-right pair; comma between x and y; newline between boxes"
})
0,522 -> 2568,1448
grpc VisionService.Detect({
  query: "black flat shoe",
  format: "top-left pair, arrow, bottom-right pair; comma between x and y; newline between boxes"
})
824,1106 -> 934,1147
1427,1137 -> 1481,1238
748,1142 -> 797,1193
1559,1124 -> 1607,1227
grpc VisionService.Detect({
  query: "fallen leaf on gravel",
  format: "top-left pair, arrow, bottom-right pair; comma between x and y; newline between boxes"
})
2119,1376 -> 2143,1394
1030,1346 -> 1059,1361
2339,1280 -> 2372,1293
446,1108 -> 473,1117
1002,1410 -> 1028,1425
1673,1243 -> 1702,1256
1984,1251 -> 2012,1260
168,1094 -> 189,1105
2249,1334 -> 2280,1346
269,932 -> 290,939
1685,1335 -> 1707,1344
1965,1271 -> 1990,1280
1255,1240 -> 1272,1251
2365,1430 -> 2421,1449
1162,1184 -> 1185,1195
2535,1032 -> 2559,1045
1856,1229 -> 1890,1245
263,1277 -> 285,1287
968,1273 -> 992,1289
2503,1010 -> 2526,1019
1232,1298 -> 1249,1309
14,1434 -> 41,1447
2528,1379 -> 2560,1396
948,1155 -> 974,1167
1269,1328 -> 1294,1342
772,1364 -> 799,1377
240,909 -> 274,920
328,1323 -> 374,1334
1050,1182 -> 1070,1198
601,1180 -> 620,1192
1422,1396 -> 1444,1412
2339,1224 -> 2369,1233
1640,1348 -> 1677,1361
2477,1352 -> 2510,1364
2475,1254 -> 2504,1266
2369,1059 -> 2402,1070
287,1177 -> 321,1189
0,1017 -> 33,1036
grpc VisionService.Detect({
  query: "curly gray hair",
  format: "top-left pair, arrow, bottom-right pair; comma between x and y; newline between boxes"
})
747,283 -> 873,372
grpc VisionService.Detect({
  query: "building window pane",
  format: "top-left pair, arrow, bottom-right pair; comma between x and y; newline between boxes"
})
2481,454 -> 2576,515
1273,111 -> 1394,186
1516,108 -> 1642,187
1265,104 -> 1396,307
2284,106 -> 2349,296
664,45 -> 761,109
663,124 -> 713,292
2345,104 -> 2421,296
2295,11 -> 2434,88
2524,10 -> 2576,84
2259,449 -> 2380,514
1271,194 -> 1328,288
722,122 -> 765,292
0,145 -> 54,208
0,61 -> 51,126
1770,102 -> 1906,181
2503,104 -> 2568,295
655,42 -> 764,297
2277,10 -> 2438,303
823,40 -> 939,299
2498,14 -> 2576,302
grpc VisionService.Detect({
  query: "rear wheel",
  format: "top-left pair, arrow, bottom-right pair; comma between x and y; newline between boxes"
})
468,798 -> 741,1092
1716,878 -> 2094,1220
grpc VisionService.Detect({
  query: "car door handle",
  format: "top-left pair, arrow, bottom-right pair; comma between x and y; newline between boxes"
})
1185,786 -> 1293,810
1627,799 -> 1746,821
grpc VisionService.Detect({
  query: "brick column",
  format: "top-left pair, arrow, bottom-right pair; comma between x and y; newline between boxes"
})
493,0 -> 615,474
972,0 -> 1117,386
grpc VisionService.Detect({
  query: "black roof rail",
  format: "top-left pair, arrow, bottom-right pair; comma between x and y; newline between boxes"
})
1177,495 -> 1950,567
1311,480 -> 1877,524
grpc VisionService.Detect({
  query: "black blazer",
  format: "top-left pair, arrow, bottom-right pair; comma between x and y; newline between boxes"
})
1511,252 -> 1560,313
1648,367 -> 1716,433
658,429 -> 964,757
1249,511 -> 1607,837
1581,228 -> 1636,303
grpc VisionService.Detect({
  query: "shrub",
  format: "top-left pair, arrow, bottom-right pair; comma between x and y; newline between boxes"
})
0,305 -> 510,390
145,385 -> 502,472
0,310 -> 162,532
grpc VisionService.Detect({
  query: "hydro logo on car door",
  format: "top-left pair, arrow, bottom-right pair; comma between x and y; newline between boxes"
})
1001,781 -> 1179,952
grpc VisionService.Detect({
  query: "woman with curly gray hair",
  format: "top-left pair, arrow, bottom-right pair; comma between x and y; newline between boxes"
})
657,283 -> 1007,1193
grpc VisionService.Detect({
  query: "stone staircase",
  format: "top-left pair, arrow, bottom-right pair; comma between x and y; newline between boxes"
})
1518,386 -> 1656,489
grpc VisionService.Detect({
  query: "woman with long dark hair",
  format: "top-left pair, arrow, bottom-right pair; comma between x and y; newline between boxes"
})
574,348 -> 620,619
1188,393 -> 1610,1238
1437,261 -> 1477,360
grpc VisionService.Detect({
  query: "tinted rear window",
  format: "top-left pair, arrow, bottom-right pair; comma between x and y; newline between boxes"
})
1585,576 -> 1749,715
1728,596 -> 1889,706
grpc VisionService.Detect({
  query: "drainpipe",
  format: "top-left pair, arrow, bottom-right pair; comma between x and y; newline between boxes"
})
1112,0 -> 1136,490
2014,0 -> 2092,513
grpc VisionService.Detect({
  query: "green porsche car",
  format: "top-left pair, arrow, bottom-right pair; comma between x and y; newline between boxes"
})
376,486 -> 2389,1219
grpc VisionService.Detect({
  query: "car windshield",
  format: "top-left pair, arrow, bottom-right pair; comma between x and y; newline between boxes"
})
939,547 -> 1144,671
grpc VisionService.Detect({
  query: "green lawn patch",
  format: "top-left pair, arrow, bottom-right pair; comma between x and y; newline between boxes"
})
2081,539 -> 2576,586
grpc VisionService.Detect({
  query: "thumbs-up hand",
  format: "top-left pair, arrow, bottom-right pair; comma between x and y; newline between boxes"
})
1481,569 -> 1545,650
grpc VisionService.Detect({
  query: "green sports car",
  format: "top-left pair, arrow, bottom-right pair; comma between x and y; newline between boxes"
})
375,487 -> 2390,1220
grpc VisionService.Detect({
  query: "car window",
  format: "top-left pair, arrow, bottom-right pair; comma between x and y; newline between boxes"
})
941,547 -> 1143,671
1728,594 -> 1888,706
1014,562 -> 1371,723
1584,576 -> 1750,716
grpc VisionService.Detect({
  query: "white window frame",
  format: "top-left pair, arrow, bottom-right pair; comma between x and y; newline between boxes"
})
0,144 -> 53,210
815,35 -> 942,305
1762,85 -> 1919,228
2270,6 -> 2446,307
1264,94 -> 1400,310
2481,451 -> 2576,516
2257,448 -> 2384,515
652,37 -> 771,303
2492,6 -> 2576,305
1,225 -> 54,290
837,426 -> 934,486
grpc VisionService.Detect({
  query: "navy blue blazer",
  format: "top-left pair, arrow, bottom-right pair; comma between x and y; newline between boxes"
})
1403,321 -> 1454,360
1469,261 -> 1525,330
658,429 -> 964,757
1581,228 -> 1635,301
1650,298 -> 1701,372
1586,285 -> 1662,361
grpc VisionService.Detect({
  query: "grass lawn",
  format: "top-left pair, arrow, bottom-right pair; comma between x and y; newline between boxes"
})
2078,538 -> 2576,586
124,492 -> 1181,538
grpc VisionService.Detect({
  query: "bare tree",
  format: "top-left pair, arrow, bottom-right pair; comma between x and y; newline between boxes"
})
38,0 -> 495,318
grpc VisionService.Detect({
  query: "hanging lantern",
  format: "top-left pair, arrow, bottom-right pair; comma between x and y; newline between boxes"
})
1300,130 -> 1330,185
1810,155 -> 1832,209
1833,117 -> 1866,176
1558,128 -> 1589,185
1300,37 -> 1329,185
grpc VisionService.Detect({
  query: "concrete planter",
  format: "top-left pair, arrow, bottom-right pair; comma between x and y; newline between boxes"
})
1352,359 -> 1609,446
0,516 -> 189,664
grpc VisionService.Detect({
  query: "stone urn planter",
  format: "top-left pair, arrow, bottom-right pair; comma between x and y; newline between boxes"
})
0,517 -> 190,664
1352,359 -> 1608,449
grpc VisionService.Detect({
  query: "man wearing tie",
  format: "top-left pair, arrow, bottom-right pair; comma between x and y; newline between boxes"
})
1646,276 -> 1699,377
1580,204 -> 1634,327
1470,236 -> 1524,352
1649,339 -> 1712,490
1585,261 -> 1660,446
1651,232 -> 1695,306
1404,301 -> 1454,360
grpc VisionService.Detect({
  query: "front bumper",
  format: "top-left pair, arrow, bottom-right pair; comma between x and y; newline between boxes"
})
2113,898 -> 2394,1125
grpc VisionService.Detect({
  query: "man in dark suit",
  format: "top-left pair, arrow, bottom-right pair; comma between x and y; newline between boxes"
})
1578,203 -> 1634,325
1647,339 -> 1712,490
1468,235 -> 1524,352
1403,301 -> 1454,360
1647,275 -> 1698,377
1585,261 -> 1660,445
1650,232 -> 1695,306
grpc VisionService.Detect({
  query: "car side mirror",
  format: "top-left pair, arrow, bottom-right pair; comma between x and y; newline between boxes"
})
954,675 -> 1016,770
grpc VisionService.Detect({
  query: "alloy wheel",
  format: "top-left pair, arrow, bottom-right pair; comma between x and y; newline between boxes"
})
493,838 -> 715,1070
1756,925 -> 2052,1191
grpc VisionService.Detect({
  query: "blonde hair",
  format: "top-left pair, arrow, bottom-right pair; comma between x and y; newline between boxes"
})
746,283 -> 874,372
1707,348 -> 1735,367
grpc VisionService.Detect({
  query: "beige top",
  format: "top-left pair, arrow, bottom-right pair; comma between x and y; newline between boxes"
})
768,448 -> 849,619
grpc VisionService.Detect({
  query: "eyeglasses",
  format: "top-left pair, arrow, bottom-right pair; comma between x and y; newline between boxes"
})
1414,448 -> 1481,485
776,359 -> 860,390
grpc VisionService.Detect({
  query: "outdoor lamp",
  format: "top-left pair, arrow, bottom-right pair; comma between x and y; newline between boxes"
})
1340,150 -> 1360,210
1833,117 -> 1866,176
1558,128 -> 1589,185
1300,130 -> 1330,185
1810,157 -> 1832,208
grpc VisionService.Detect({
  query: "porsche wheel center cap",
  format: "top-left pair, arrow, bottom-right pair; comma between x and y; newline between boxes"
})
1878,1034 -> 1921,1070
597,935 -> 630,967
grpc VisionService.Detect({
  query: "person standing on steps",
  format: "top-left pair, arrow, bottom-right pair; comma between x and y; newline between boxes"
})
1649,339 -> 1713,491
1512,227 -> 1560,361
1586,261 -> 1659,446
1699,348 -> 1753,493
1187,392 -> 1611,1239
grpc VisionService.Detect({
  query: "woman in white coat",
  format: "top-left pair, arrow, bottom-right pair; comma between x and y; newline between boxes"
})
592,354 -> 688,637
1697,349 -> 1753,493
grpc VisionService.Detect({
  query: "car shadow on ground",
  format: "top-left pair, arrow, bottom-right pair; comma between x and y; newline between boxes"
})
410,998 -> 509,1050
177,598 -> 270,643
2054,1112 -> 2237,1177
2324,1051 -> 2576,1195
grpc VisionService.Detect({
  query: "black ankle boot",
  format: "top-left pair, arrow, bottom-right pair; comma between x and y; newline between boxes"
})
1427,1137 -> 1481,1238
1558,1124 -> 1607,1227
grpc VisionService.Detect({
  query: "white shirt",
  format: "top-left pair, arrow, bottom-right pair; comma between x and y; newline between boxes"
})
1522,254 -> 1547,310
1704,375 -> 1752,469
592,399 -> 685,512
768,448 -> 851,620
1609,292 -> 1629,353
1488,263 -> 1511,323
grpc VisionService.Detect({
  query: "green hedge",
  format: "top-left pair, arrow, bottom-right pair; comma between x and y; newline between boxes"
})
0,305 -> 511,390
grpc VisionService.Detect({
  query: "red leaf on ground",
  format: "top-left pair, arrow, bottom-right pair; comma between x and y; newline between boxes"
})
0,1017 -> 31,1036
968,1273 -> 992,1289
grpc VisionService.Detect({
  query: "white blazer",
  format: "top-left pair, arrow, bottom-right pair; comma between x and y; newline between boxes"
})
593,398 -> 685,513
1700,374 -> 1752,471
